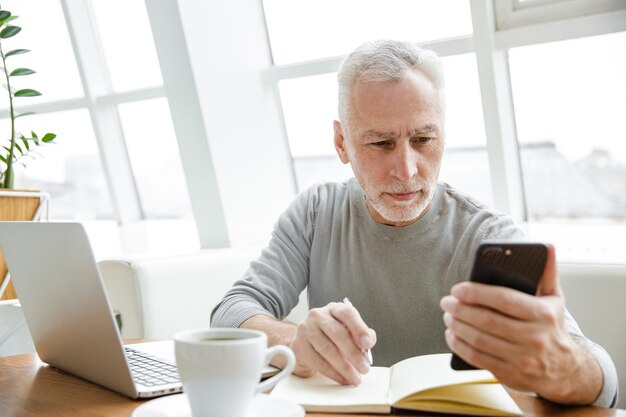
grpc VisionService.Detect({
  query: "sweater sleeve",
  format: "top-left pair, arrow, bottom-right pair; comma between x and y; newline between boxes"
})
210,186 -> 318,328
563,311 -> 619,407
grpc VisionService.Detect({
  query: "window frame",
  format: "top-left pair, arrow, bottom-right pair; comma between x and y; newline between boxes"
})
494,0 -> 626,30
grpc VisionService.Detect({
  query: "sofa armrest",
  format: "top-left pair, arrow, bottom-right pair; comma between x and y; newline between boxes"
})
559,263 -> 626,408
98,248 -> 309,340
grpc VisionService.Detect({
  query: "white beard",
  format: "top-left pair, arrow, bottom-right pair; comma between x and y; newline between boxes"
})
365,179 -> 436,223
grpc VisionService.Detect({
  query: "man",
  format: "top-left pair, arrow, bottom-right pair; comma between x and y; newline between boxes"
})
211,40 -> 617,407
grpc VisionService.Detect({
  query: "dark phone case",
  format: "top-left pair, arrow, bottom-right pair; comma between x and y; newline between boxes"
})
450,243 -> 548,371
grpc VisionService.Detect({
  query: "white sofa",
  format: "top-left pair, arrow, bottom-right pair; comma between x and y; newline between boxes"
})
97,248 -> 309,340
1,248 -> 624,407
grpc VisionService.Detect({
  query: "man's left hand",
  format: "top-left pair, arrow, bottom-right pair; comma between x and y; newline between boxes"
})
440,244 -> 603,405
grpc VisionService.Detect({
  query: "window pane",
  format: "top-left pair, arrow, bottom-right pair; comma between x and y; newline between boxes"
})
439,53 -> 492,206
281,53 -> 492,206
117,98 -> 193,219
510,32 -> 626,219
0,0 -> 83,107
510,32 -> 626,262
3,109 -> 115,219
280,74 -> 337,158
91,0 -> 163,92
278,73 -> 351,189
263,0 -> 472,65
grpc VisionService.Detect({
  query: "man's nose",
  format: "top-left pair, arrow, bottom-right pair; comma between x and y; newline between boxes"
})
391,144 -> 418,181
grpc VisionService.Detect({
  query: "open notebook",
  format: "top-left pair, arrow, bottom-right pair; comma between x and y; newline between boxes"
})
271,353 -> 522,416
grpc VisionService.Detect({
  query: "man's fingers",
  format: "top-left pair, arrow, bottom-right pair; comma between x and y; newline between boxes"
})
537,243 -> 561,297
316,311 -> 370,375
329,302 -> 376,350
294,302 -> 375,386
294,339 -> 351,385
445,328 -> 506,372
449,282 -> 544,321
301,306 -> 368,385
307,325 -> 362,385
444,329 -> 537,391
443,312 -> 518,362
441,295 -> 530,344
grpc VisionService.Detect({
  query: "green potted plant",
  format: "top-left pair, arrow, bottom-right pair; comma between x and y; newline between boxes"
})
0,6 -> 56,189
0,5 -> 56,300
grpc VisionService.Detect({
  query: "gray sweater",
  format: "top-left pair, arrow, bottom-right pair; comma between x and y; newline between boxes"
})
211,178 -> 617,407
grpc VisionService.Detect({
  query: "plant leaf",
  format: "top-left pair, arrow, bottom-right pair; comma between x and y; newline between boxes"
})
14,88 -> 41,97
0,15 -> 17,27
42,133 -> 56,143
2,145 -> 10,153
0,11 -> 11,22
21,137 -> 29,151
5,48 -> 30,58
14,142 -> 22,154
0,154 -> 6,163
0,25 -> 21,39
31,131 -> 38,139
15,111 -> 35,118
10,68 -> 35,76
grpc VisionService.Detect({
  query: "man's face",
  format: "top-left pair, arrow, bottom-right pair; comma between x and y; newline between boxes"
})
334,69 -> 445,227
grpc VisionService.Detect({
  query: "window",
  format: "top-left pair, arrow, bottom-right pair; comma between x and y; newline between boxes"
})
278,73 -> 350,190
0,0 -> 83,107
510,31 -> 626,262
90,0 -> 163,92
263,0 -> 472,65
118,98 -> 192,219
8,109 -> 114,219
494,0 -> 626,30
0,0 -> 197,257
264,2 -> 625,263
438,53 -> 492,206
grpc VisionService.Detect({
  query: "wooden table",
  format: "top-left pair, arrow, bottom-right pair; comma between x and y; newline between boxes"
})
1,351 -> 624,417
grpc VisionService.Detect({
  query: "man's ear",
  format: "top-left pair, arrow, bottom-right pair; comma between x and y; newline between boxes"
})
333,120 -> 350,164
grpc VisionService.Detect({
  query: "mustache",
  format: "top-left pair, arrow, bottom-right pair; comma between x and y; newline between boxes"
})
372,180 -> 425,195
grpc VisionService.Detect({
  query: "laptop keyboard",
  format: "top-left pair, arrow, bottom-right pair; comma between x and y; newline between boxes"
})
125,347 -> 181,387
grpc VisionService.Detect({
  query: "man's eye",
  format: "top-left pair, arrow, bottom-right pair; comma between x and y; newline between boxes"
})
413,137 -> 433,144
372,140 -> 393,147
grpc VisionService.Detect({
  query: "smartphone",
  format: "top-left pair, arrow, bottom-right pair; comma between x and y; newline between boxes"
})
450,241 -> 548,371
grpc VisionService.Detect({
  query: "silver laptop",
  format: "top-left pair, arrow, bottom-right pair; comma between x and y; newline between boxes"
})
0,221 -> 182,399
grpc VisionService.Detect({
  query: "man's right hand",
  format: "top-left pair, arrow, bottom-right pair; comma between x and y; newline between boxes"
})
289,302 -> 376,386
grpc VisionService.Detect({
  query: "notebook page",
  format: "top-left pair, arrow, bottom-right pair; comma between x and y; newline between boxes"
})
272,366 -> 391,411
388,353 -> 496,404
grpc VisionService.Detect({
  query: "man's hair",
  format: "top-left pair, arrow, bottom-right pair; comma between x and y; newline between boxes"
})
337,39 -> 445,124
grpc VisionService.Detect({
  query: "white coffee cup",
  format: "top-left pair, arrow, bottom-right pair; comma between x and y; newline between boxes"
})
174,328 -> 296,417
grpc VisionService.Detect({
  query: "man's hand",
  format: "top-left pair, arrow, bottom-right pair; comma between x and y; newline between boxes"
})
240,303 -> 376,386
291,302 -> 376,386
440,244 -> 603,405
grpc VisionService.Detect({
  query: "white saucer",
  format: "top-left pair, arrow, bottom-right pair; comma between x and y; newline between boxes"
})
132,393 -> 304,417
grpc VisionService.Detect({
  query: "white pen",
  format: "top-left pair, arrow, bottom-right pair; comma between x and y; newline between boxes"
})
342,297 -> 373,365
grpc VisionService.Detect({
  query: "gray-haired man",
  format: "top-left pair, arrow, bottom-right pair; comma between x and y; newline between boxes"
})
212,40 -> 617,407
